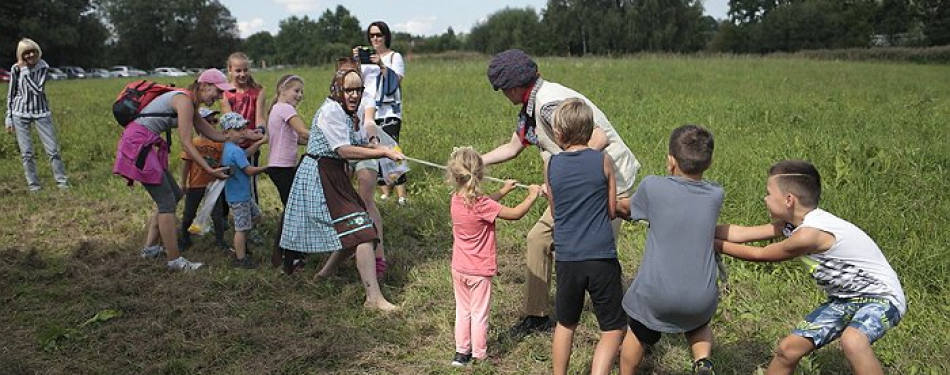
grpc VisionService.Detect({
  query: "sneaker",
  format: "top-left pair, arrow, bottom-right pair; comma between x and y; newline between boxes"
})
397,197 -> 407,206
233,256 -> 257,269
379,194 -> 389,201
450,352 -> 472,367
215,240 -> 232,254
28,186 -> 42,193
166,256 -> 204,271
56,183 -> 70,190
140,245 -> 165,259
509,315 -> 554,337
375,257 -> 388,280
693,358 -> 715,375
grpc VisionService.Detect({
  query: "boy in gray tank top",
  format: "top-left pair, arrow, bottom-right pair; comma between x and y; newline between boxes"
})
617,125 -> 722,375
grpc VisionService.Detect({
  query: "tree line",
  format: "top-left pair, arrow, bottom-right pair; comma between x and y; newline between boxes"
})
1,0 -> 947,69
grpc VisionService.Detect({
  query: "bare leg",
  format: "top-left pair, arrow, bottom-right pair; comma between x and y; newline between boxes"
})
354,242 -> 397,311
840,327 -> 884,375
766,335 -> 814,375
144,211 -> 161,248
380,184 -> 392,199
233,231 -> 247,259
620,328 -> 647,375
395,183 -> 407,200
316,246 -> 355,279
357,169 -> 386,260
686,324 -> 714,361
591,329 -> 624,375
157,212 -> 181,260
552,322 -> 576,375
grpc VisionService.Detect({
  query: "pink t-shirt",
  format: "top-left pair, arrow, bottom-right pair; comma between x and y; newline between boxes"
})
451,194 -> 502,277
266,102 -> 300,168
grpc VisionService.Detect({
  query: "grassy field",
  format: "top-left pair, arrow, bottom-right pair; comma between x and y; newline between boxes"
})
1,55 -> 948,374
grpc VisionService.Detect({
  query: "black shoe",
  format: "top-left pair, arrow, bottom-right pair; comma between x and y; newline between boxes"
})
233,256 -> 257,269
509,315 -> 554,336
693,358 -> 715,375
450,352 -> 472,367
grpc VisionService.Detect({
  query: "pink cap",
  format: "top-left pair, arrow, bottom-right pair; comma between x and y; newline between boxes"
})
197,68 -> 235,92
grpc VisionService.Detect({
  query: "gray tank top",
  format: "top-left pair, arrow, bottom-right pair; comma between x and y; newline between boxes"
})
136,91 -> 187,133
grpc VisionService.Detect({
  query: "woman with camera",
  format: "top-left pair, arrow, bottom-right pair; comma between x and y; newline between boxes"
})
351,20 -> 406,280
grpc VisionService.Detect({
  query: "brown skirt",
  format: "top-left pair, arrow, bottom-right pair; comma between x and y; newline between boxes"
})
318,157 -> 378,249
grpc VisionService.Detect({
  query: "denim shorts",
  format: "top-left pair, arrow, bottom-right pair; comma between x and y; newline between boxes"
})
228,200 -> 262,232
792,297 -> 902,349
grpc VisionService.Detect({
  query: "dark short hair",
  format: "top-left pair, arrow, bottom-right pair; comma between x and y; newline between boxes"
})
367,21 -> 392,48
768,160 -> 821,208
669,124 -> 714,175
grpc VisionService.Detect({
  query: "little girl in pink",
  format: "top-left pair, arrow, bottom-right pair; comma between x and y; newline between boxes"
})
445,147 -> 541,366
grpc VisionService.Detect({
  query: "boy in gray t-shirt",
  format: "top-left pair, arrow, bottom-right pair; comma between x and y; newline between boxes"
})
617,125 -> 722,375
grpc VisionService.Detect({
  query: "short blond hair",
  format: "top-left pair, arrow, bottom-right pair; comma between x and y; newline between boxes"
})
16,38 -> 42,60
552,98 -> 594,147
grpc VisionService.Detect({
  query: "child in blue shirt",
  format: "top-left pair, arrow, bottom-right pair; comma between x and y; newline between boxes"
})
220,112 -> 267,268
544,98 -> 623,375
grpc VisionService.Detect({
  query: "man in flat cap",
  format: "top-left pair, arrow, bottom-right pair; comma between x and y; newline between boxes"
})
481,49 -> 641,336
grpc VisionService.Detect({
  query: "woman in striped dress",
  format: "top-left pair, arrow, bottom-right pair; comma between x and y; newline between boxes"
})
279,59 -> 402,312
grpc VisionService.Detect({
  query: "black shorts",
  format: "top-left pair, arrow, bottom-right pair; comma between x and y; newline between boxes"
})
627,317 -> 712,345
554,259 -> 625,331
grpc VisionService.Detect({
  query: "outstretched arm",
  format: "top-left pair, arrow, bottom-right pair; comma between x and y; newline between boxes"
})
715,222 -> 784,243
498,184 -> 542,220
481,133 -> 525,165
718,227 -> 831,262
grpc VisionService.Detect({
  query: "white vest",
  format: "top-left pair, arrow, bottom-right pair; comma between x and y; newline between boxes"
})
531,80 -> 640,195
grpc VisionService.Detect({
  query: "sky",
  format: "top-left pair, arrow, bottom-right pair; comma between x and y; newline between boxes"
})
222,0 -> 731,39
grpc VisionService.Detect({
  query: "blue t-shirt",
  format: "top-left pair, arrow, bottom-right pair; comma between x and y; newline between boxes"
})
222,141 -> 252,203
548,148 -> 616,262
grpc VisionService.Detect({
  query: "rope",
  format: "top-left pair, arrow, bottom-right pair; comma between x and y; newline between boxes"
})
404,156 -> 531,189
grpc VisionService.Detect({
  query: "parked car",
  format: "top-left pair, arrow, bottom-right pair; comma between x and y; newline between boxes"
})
47,67 -> 68,80
152,67 -> 189,77
184,67 -> 203,75
0,68 -> 10,83
110,65 -> 147,77
86,68 -> 111,78
60,66 -> 86,79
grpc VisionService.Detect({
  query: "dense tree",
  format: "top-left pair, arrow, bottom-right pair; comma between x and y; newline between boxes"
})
0,0 -> 108,68
100,0 -> 239,69
273,16 -> 320,66
467,7 -> 546,54
917,0 -> 950,45
242,31 -> 276,67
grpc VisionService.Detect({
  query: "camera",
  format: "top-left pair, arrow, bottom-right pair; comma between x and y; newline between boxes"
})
357,46 -> 376,64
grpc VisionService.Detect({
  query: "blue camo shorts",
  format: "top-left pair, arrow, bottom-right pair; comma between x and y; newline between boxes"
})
792,297 -> 902,349
228,201 -> 262,232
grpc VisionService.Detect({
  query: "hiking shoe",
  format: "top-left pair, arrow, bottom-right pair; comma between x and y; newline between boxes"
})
167,256 -> 203,271
140,245 -> 165,259
233,256 -> 258,269
509,315 -> 554,336
693,358 -> 715,375
450,352 -> 472,367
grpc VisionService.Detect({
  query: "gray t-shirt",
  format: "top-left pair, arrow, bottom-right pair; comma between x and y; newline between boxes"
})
136,91 -> 186,133
622,175 -> 724,333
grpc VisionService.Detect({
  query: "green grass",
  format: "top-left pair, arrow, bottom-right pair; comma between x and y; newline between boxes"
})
1,55 -> 948,374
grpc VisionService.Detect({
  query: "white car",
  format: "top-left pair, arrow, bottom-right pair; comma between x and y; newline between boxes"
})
47,67 -> 68,80
110,66 -> 147,77
152,67 -> 189,77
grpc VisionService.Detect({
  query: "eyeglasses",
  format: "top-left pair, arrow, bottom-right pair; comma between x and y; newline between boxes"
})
369,33 -> 384,39
343,87 -> 364,95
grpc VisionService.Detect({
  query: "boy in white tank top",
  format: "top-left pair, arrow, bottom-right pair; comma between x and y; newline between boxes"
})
715,160 -> 905,375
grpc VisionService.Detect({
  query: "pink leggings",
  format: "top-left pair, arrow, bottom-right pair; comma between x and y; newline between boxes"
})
452,270 -> 492,359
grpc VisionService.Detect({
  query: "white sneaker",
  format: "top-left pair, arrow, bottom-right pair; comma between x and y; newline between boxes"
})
379,194 -> 389,201
166,256 -> 204,271
140,245 -> 165,259
397,197 -> 407,206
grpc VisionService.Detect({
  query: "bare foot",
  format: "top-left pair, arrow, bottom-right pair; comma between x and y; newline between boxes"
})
364,299 -> 398,312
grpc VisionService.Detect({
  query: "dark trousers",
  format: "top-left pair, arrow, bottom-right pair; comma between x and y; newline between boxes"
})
180,187 -> 226,243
